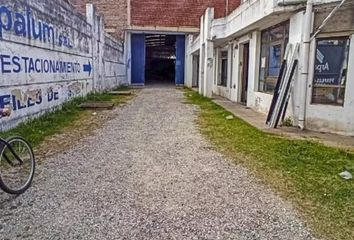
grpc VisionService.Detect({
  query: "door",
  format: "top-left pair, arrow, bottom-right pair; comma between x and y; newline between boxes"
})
241,43 -> 250,104
175,35 -> 186,85
131,34 -> 145,85
192,55 -> 199,87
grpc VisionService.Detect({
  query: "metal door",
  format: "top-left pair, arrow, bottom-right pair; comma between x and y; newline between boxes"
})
131,34 -> 146,85
241,43 -> 250,103
175,35 -> 186,85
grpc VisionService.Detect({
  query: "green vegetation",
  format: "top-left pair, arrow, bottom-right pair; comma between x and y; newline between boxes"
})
1,90 -> 127,148
185,89 -> 354,239
282,116 -> 293,127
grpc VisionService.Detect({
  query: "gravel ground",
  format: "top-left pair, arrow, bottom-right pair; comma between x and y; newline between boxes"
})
0,87 -> 317,240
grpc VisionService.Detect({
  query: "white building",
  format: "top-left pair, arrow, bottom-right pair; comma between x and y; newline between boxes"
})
185,0 -> 354,136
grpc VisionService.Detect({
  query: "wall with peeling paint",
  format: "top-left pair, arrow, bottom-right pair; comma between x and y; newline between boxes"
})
0,0 -> 126,130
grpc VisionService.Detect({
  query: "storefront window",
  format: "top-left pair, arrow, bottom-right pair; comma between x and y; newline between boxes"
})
312,37 -> 350,105
218,51 -> 228,87
259,22 -> 289,93
268,44 -> 282,76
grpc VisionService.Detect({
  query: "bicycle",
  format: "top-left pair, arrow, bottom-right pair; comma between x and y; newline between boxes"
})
0,108 -> 35,195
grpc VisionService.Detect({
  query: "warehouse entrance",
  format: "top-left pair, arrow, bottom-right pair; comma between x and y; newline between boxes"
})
131,33 -> 185,86
145,35 -> 176,85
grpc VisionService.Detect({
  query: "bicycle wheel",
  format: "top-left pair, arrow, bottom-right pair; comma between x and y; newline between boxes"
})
0,137 -> 35,194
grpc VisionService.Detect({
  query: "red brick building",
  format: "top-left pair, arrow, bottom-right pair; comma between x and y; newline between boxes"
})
70,0 -> 128,39
70,0 -> 241,39
131,0 -> 241,29
70,0 -> 242,87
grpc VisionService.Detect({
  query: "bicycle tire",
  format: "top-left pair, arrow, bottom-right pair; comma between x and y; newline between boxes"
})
0,137 -> 35,195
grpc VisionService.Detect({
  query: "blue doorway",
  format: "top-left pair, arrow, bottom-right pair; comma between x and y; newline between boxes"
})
175,35 -> 185,86
131,34 -> 146,85
131,33 -> 185,86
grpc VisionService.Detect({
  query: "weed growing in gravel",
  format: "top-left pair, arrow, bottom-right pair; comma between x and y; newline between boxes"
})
184,89 -> 354,240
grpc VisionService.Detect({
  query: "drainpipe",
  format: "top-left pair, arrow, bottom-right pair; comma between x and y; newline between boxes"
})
298,0 -> 313,130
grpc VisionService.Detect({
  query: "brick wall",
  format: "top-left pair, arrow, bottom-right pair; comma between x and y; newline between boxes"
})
131,0 -> 241,27
70,0 -> 127,40
70,0 -> 241,38
228,0 -> 241,14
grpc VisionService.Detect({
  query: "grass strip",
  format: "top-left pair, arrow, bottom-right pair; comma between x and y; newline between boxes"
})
1,90 -> 126,148
185,89 -> 354,240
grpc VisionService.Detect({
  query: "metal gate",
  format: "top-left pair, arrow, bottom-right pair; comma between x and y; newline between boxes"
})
131,34 -> 145,85
175,35 -> 186,85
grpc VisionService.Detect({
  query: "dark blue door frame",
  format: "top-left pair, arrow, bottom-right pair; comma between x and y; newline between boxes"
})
175,35 -> 186,86
131,34 -> 146,85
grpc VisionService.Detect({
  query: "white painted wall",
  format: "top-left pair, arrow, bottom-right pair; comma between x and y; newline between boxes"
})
199,8 -> 215,98
0,0 -> 127,131
208,8 -> 303,120
103,33 -> 126,89
230,40 -> 239,102
288,11 -> 305,125
212,0 -> 300,40
125,32 -> 132,85
212,44 -> 233,99
185,1 -> 354,135
185,34 -> 194,88
248,11 -> 304,118
212,49 -> 219,94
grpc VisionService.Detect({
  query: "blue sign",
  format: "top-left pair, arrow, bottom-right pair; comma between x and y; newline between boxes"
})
314,39 -> 348,85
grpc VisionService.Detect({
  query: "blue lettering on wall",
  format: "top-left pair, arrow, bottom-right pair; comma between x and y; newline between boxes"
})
27,97 -> 35,107
48,90 -> 59,102
0,94 -> 11,108
12,56 -> 21,73
0,5 -> 72,48
14,12 -> 26,36
0,91 -> 59,113
0,54 -> 11,73
0,53 -> 83,74
17,99 -> 27,110
0,6 -> 12,36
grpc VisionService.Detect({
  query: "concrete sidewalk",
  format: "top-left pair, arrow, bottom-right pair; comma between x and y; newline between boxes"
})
212,95 -> 354,150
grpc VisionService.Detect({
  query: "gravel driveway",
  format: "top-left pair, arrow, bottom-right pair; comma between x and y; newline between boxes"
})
0,87 -> 317,239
